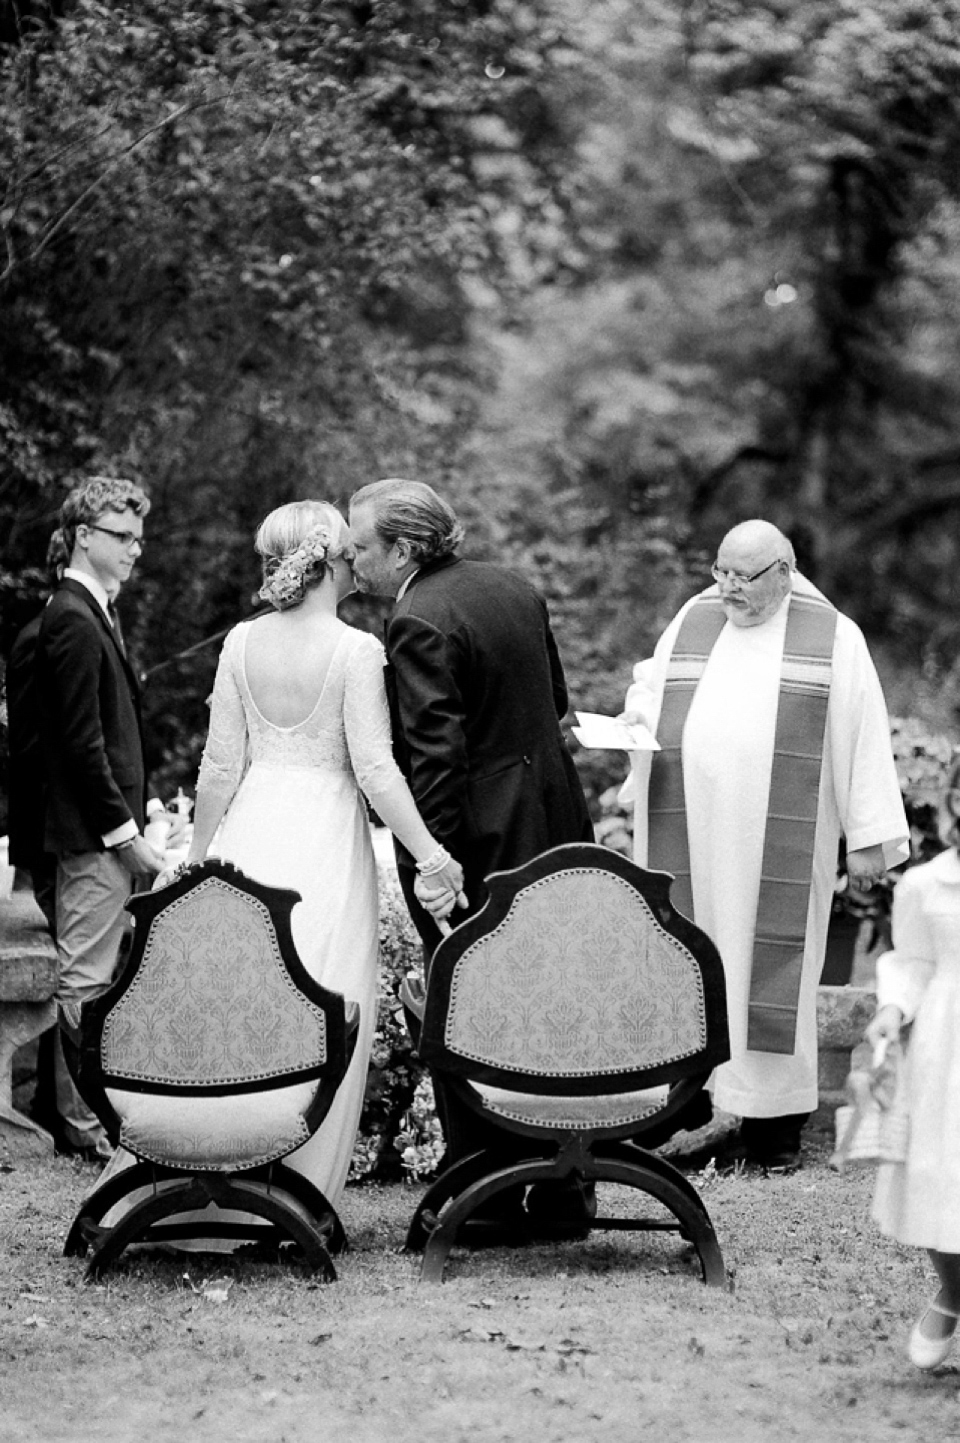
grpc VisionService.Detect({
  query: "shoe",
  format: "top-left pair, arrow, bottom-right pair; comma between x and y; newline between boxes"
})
908,1300 -> 960,1370
761,1148 -> 802,1174
55,1138 -> 114,1167
453,1209 -> 529,1249
525,1179 -> 597,1241
740,1114 -> 806,1173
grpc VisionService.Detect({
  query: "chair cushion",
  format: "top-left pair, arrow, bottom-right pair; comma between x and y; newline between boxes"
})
107,1081 -> 316,1169
472,1081 -> 669,1130
445,869 -> 707,1076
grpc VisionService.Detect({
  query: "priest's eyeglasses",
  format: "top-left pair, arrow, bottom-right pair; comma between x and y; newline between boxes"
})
711,558 -> 780,586
87,525 -> 145,552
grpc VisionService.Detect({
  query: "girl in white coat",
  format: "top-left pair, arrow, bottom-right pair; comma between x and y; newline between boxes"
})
868,753 -> 960,1369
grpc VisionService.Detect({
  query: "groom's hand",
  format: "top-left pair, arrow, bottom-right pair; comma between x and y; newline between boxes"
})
414,870 -> 468,924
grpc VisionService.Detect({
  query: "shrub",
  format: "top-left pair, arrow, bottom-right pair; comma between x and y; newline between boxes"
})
350,864 -> 434,1184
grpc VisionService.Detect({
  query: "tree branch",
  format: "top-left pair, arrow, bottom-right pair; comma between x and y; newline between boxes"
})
0,92 -> 232,285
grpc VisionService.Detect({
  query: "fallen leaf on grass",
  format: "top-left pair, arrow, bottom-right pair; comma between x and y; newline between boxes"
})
556,1339 -> 595,1358
457,1326 -> 505,1343
180,1273 -> 232,1304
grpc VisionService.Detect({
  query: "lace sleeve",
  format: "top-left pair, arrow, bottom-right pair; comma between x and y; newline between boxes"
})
342,631 -> 406,801
196,627 -> 249,809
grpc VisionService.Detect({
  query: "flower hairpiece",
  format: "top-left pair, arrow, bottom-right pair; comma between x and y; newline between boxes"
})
259,523 -> 335,610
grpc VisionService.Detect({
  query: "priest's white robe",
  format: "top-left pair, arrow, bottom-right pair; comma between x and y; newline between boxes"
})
621,575 -> 909,1118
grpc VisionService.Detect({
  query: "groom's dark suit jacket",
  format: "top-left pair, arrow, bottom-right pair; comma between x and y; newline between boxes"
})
383,555 -> 592,946
36,578 -> 148,857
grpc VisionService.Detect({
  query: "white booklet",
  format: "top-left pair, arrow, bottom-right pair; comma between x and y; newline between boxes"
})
571,711 -> 661,751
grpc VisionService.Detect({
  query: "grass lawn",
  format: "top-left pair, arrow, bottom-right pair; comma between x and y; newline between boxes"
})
1,1130 -> 957,1443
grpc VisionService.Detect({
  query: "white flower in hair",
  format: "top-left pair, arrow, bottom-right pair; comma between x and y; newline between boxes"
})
259,524 -> 334,609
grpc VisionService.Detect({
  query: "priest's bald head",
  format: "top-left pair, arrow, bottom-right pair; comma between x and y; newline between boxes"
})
712,520 -> 796,628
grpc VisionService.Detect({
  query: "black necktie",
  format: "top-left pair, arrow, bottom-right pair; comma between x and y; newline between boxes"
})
108,602 -> 126,657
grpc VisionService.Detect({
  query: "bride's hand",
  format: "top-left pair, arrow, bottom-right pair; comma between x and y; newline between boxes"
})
414,865 -> 468,923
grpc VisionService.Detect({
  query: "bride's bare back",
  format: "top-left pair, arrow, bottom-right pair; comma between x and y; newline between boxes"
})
242,609 -> 347,729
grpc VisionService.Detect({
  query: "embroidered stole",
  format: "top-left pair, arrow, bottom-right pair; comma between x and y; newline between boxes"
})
648,592 -> 838,1055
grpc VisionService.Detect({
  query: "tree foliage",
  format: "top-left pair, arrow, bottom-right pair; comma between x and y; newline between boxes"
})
0,0 -> 581,792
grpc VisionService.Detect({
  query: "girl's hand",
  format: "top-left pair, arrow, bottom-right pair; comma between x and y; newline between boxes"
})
865,1003 -> 903,1049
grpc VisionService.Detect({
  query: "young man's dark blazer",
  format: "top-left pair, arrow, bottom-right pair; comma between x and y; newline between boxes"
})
382,554 -> 593,949
36,578 -> 148,856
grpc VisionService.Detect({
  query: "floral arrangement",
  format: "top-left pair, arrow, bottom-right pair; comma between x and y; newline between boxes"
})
259,524 -> 334,610
888,715 -> 958,859
395,1076 -> 446,1181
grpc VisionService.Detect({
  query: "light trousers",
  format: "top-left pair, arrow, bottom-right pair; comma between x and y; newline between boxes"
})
54,850 -> 132,1150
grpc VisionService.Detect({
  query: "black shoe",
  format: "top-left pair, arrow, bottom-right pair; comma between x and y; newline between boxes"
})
454,1208 -> 530,1249
525,1180 -> 597,1241
55,1138 -> 114,1167
760,1149 -> 802,1174
740,1114 -> 806,1173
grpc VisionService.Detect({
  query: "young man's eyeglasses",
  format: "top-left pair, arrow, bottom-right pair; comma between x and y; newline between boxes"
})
711,558 -> 780,586
86,525 -> 145,552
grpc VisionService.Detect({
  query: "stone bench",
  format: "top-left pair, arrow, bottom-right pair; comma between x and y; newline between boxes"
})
0,888 -> 58,1161
813,983 -> 877,1128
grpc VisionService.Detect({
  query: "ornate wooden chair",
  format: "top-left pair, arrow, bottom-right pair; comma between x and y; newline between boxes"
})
64,860 -> 358,1281
402,843 -> 730,1286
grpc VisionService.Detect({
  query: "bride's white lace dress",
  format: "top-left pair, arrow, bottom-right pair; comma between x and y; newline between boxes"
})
100,617 -> 400,1226
196,617 -> 400,1203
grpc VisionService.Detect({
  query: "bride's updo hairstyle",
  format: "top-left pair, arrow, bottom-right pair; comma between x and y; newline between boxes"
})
256,500 -> 352,611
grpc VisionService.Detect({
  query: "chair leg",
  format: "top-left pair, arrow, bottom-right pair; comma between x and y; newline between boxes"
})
64,1161 -> 162,1257
589,1153 -> 727,1288
420,1157 -> 565,1284
600,1141 -> 717,1225
77,1174 -> 339,1282
264,1164 -> 348,1257
405,1150 -> 500,1252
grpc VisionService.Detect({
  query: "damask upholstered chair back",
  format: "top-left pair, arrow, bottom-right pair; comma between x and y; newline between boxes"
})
419,843 -> 729,1096
77,860 -> 352,1171
405,844 -> 731,1286
66,861 -> 357,1280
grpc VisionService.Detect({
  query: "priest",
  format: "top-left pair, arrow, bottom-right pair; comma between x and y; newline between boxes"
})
621,520 -> 909,1168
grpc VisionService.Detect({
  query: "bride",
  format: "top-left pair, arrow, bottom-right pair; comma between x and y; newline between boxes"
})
141,499 -> 463,1219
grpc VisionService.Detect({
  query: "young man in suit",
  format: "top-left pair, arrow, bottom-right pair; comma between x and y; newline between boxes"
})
349,477 -> 594,1233
36,476 -> 163,1160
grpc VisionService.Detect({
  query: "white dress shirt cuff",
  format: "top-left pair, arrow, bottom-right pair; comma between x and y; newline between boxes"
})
103,819 -> 138,849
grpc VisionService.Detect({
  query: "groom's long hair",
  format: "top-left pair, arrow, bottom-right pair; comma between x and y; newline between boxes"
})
351,478 -> 465,565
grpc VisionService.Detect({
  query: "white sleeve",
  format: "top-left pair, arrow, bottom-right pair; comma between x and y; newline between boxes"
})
827,617 -> 909,864
196,628 -> 249,809
342,632 -> 407,801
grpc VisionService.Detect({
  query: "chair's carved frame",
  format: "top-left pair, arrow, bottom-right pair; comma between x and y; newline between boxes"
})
64,859 -> 357,1281
404,843 -> 732,1287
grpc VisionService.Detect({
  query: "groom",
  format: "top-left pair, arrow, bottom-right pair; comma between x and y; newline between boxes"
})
348,477 -> 593,946
349,478 -> 594,1234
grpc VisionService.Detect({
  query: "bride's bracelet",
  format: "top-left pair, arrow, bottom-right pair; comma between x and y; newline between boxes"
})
416,845 -> 452,877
